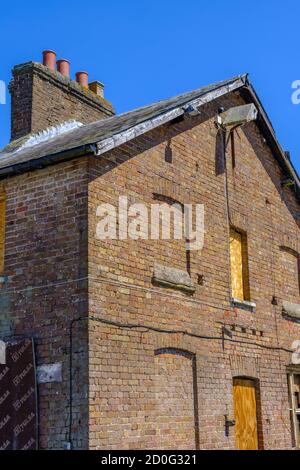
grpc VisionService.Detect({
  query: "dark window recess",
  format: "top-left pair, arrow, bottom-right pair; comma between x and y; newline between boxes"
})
165,140 -> 173,163
231,131 -> 236,170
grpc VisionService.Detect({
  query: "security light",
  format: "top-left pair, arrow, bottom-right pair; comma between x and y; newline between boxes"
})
216,103 -> 258,128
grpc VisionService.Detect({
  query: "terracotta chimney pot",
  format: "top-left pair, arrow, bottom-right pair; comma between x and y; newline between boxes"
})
43,50 -> 56,71
76,71 -> 89,88
57,59 -> 70,78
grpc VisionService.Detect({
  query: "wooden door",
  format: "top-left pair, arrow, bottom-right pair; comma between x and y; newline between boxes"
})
233,378 -> 259,450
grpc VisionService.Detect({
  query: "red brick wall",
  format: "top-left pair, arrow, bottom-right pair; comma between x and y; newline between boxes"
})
0,159 -> 90,449
280,248 -> 299,298
154,350 -> 197,450
88,325 -> 199,450
1,87 -> 300,450
87,90 -> 300,450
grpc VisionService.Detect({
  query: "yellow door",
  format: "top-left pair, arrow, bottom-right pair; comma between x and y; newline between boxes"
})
233,379 -> 259,450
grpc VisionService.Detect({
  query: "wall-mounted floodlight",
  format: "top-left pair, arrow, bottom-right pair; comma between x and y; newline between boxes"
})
216,103 -> 258,129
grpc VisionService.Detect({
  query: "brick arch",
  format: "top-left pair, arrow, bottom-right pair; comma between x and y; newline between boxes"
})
152,192 -> 184,210
230,209 -> 250,233
152,332 -> 197,355
279,233 -> 300,256
153,178 -> 183,203
230,355 -> 261,380
155,347 -> 195,359
280,245 -> 299,255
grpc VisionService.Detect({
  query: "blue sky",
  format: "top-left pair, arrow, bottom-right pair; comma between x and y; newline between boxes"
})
1,0 -> 300,172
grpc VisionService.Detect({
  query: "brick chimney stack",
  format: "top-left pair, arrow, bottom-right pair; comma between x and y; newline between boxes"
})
9,51 -> 115,142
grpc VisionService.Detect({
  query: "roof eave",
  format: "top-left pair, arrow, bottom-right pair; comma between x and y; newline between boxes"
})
241,84 -> 300,199
95,75 -> 248,156
0,73 -> 299,206
0,144 -> 97,180
0,75 -> 247,179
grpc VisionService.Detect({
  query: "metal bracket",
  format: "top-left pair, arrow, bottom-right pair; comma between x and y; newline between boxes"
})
225,415 -> 236,437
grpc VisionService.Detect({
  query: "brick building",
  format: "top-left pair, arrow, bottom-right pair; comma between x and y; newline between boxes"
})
0,51 -> 300,450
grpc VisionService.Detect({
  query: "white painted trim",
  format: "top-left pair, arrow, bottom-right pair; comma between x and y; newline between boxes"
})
96,78 -> 245,157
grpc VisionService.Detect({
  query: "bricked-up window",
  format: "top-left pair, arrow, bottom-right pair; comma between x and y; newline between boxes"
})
288,373 -> 300,448
152,193 -> 187,272
230,227 -> 250,301
280,247 -> 300,298
0,192 -> 5,274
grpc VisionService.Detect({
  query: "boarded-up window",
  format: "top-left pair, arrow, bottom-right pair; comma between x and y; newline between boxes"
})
0,192 -> 5,274
230,228 -> 250,301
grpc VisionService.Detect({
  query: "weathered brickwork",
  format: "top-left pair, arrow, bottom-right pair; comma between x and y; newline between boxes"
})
1,85 -> 300,449
9,62 -> 114,141
87,90 -> 300,450
0,159 -> 90,449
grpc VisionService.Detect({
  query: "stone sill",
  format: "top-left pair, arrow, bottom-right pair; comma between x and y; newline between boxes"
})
231,298 -> 256,312
282,301 -> 300,321
152,278 -> 196,294
152,263 -> 195,295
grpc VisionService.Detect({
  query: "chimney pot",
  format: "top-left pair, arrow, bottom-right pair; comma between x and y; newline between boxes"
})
9,58 -> 114,141
76,71 -> 89,88
57,59 -> 70,78
43,50 -> 56,71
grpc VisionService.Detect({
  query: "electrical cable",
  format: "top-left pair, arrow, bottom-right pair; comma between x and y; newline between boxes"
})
67,314 -> 293,446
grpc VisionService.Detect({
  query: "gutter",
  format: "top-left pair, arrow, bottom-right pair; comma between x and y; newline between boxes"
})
95,75 -> 247,157
0,76 -> 247,179
0,73 -> 299,202
0,144 -> 97,180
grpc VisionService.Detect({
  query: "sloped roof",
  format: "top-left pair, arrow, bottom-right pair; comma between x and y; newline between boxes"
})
0,75 -> 246,171
0,73 -> 299,201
